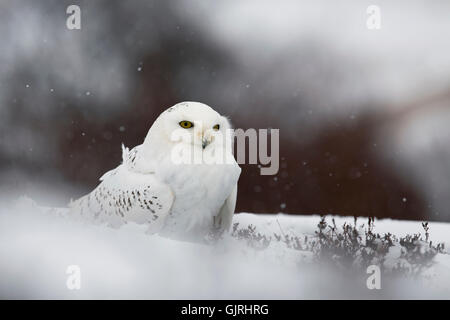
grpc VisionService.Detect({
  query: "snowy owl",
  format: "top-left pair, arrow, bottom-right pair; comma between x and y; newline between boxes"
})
69,102 -> 241,240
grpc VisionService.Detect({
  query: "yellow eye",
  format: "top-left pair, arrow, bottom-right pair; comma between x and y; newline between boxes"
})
179,121 -> 194,129
213,124 -> 220,131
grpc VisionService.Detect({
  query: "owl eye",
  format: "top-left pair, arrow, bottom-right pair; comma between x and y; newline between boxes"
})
179,121 -> 194,129
213,124 -> 220,131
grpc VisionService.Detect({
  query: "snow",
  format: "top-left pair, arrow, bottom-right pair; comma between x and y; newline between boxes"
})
0,199 -> 450,299
234,213 -> 450,254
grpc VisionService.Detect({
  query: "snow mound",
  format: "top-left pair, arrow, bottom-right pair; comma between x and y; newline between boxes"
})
1,200 -> 450,299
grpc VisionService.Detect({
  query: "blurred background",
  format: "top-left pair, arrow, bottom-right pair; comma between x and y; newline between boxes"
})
1,0 -> 449,221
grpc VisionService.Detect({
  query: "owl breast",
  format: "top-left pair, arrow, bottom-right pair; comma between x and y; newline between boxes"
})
157,153 -> 241,239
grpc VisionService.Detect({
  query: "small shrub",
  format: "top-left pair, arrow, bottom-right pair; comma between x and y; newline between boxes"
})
228,216 -> 445,277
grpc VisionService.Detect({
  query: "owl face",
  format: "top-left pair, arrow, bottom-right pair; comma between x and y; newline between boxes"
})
161,102 -> 231,150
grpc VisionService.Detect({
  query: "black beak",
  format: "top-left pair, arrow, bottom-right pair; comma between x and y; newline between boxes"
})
202,138 -> 209,149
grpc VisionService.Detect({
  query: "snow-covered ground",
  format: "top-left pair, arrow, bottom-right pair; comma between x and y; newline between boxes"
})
234,213 -> 450,255
1,199 -> 450,299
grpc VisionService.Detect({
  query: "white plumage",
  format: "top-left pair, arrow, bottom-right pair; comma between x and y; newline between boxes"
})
69,102 -> 241,240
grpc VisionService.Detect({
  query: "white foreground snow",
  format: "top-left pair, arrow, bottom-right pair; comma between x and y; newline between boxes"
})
1,199 -> 450,299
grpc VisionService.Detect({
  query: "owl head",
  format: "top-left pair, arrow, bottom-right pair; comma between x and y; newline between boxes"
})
147,102 -> 233,151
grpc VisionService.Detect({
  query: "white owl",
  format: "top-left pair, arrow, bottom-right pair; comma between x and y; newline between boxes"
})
69,102 -> 241,240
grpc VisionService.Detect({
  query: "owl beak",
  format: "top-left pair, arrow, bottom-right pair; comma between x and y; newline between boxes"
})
202,137 -> 210,149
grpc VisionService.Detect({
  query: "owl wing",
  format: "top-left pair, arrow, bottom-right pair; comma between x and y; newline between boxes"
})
69,145 -> 174,232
